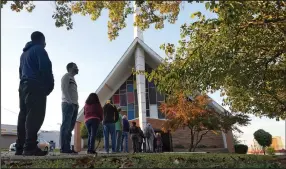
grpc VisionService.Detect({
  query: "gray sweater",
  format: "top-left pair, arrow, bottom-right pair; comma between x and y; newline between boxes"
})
61,73 -> 78,105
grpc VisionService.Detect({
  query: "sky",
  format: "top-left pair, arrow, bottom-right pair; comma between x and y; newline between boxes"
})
1,1 -> 285,148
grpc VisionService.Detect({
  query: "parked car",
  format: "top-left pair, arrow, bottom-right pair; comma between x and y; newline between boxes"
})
9,138 -> 50,152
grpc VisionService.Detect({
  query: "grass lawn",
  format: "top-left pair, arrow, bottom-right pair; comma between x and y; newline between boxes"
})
1,153 -> 285,168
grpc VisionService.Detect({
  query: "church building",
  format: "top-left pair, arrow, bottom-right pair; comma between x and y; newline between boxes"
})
73,3 -> 234,153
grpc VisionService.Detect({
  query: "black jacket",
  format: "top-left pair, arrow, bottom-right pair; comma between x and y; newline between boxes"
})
129,126 -> 140,135
103,103 -> 119,124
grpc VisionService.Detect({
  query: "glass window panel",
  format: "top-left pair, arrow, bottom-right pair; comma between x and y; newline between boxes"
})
135,108 -> 139,118
127,80 -> 133,84
113,95 -> 119,104
146,101 -> 149,109
133,80 -> 137,90
149,81 -> 155,88
135,105 -> 138,116
128,103 -> 134,111
128,111 -> 135,120
146,109 -> 150,117
121,106 -> 127,111
157,91 -> 165,102
127,84 -> 134,92
127,92 -> 134,103
120,82 -> 126,93
149,88 -> 157,104
157,102 -> 165,119
120,94 -> 127,106
128,74 -> 133,81
145,92 -> 149,100
134,90 -> 138,105
115,89 -> 119,94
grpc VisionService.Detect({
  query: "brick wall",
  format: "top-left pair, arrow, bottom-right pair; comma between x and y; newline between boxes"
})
129,118 -> 226,151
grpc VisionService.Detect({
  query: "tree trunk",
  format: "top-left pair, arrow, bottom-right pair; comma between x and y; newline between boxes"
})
263,147 -> 265,155
193,130 -> 209,152
95,138 -> 101,151
188,128 -> 195,152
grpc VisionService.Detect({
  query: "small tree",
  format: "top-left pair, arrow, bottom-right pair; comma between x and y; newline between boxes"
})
254,129 -> 272,155
80,122 -> 104,150
160,91 -> 250,152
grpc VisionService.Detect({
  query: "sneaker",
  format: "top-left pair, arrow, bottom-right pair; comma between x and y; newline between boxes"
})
15,149 -> 23,155
23,147 -> 48,156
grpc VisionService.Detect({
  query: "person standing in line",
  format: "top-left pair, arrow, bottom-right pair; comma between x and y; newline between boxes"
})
115,107 -> 123,152
60,62 -> 79,154
144,123 -> 156,153
138,127 -> 145,153
129,121 -> 140,154
102,100 -> 119,153
16,31 -> 54,156
84,93 -> 103,155
121,115 -> 130,153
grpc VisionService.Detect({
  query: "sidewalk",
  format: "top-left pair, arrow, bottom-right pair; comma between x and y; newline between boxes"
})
1,151 -> 128,161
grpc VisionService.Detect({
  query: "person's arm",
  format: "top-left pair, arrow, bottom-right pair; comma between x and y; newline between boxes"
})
97,104 -> 104,122
61,74 -> 72,104
19,66 -> 22,80
114,107 -> 119,122
35,46 -> 54,95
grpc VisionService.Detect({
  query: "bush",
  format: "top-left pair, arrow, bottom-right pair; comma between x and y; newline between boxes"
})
266,147 -> 275,155
208,145 -> 217,148
197,145 -> 207,148
234,144 -> 248,154
254,129 -> 272,155
174,144 -> 185,149
80,122 -> 104,140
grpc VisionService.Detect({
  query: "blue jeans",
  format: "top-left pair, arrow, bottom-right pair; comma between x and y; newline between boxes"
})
103,123 -> 116,153
60,102 -> 78,152
116,130 -> 122,152
121,131 -> 129,153
85,118 -> 100,151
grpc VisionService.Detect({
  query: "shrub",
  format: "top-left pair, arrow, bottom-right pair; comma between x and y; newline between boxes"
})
254,129 -> 272,155
234,144 -> 248,154
174,144 -> 185,149
80,123 -> 88,139
197,145 -> 207,148
266,147 -> 275,155
208,145 -> 217,148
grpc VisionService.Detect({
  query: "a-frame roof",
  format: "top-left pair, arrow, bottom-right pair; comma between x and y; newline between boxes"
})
77,38 -> 163,121
76,38 -> 229,122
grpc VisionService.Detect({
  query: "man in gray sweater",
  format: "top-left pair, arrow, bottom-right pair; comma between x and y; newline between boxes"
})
60,62 -> 79,154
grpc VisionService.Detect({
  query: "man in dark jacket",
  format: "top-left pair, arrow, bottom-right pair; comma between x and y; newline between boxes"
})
16,31 -> 54,156
102,100 -> 119,153
129,122 -> 140,154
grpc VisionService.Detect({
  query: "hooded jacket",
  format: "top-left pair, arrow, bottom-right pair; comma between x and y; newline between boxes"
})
19,42 -> 54,95
102,103 -> 119,124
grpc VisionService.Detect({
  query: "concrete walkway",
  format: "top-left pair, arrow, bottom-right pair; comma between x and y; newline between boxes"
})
1,151 -> 128,161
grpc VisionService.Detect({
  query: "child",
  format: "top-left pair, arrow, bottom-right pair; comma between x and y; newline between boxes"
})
155,133 -> 163,153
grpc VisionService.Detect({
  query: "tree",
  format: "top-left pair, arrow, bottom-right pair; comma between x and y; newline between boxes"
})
253,129 -> 272,155
2,1 -> 285,119
148,1 -> 286,119
233,133 -> 242,145
159,91 -> 250,152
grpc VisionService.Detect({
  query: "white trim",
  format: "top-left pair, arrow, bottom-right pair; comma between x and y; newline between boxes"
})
222,132 -> 227,148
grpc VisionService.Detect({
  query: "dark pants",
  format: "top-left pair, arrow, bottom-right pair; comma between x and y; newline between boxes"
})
103,123 -> 116,153
60,102 -> 78,152
138,141 -> 143,152
116,130 -> 122,152
131,134 -> 139,153
121,131 -> 129,153
16,81 -> 47,151
85,118 -> 100,151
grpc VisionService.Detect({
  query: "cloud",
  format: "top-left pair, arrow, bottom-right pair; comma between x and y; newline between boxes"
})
2,25 -> 35,30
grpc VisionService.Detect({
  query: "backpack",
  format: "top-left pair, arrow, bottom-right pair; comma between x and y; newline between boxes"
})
144,126 -> 152,139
